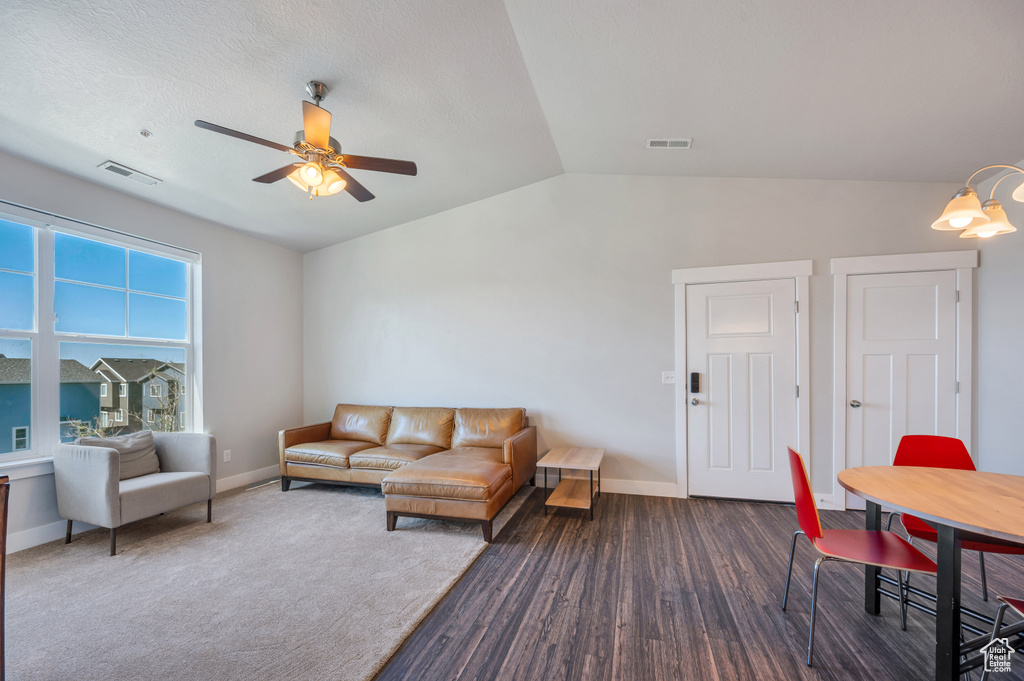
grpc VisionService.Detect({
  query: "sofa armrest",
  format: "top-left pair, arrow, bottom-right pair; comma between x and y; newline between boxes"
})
153,432 -> 218,499
278,422 -> 332,473
52,444 -> 120,528
503,426 -> 537,492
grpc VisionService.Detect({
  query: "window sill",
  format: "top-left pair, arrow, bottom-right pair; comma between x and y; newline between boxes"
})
0,456 -> 54,480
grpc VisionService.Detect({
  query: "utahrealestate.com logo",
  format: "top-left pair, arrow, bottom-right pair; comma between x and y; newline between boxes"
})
982,637 -> 1016,674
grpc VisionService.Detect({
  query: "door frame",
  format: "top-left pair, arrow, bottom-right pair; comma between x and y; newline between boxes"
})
672,260 -> 812,499
830,250 -> 978,510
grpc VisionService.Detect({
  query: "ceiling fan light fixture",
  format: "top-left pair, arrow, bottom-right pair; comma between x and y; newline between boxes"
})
931,186 -> 989,231
301,161 -> 324,187
959,199 -> 1017,239
322,168 -> 347,195
1013,179 -> 1024,203
286,169 -> 309,191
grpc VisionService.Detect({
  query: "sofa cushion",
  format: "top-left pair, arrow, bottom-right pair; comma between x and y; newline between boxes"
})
451,408 -> 525,449
330,404 -> 393,445
284,440 -> 375,468
77,430 -> 160,481
382,454 -> 512,502
119,471 -> 210,525
349,444 -> 444,471
443,447 -> 503,464
386,407 -> 455,449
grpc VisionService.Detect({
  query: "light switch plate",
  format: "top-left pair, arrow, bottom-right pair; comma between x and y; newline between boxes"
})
662,371 -> 675,384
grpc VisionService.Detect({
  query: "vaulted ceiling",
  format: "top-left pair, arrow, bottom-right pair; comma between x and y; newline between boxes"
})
1,0 -> 1022,252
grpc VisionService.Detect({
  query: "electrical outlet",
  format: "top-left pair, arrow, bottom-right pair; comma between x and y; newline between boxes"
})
662,371 -> 676,384
223,449 -> 232,463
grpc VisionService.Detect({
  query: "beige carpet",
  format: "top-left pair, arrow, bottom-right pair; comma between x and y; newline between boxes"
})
5,481 -> 531,681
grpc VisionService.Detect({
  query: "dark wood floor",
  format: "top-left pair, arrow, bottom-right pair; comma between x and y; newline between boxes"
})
375,489 -> 1024,681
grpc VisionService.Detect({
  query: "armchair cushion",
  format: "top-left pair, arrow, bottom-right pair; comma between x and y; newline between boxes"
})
119,472 -> 210,525
77,430 -> 160,481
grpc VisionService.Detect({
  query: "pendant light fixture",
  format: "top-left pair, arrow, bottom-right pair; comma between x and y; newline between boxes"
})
933,165 -> 1024,238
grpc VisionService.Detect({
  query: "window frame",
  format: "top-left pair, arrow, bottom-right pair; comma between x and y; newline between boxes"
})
114,409 -> 124,423
99,382 -> 107,398
12,426 -> 29,451
118,382 -> 127,398
150,383 -> 161,398
0,203 -> 202,463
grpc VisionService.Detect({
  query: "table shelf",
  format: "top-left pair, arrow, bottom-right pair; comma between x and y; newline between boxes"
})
545,478 -> 598,510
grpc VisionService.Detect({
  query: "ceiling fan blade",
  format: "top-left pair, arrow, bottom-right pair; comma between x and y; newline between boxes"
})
253,163 -> 303,184
302,101 -> 332,149
194,120 -> 294,153
334,167 -> 375,202
341,155 -> 418,176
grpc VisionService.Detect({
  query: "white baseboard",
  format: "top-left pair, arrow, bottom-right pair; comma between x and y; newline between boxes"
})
814,492 -> 844,511
216,465 -> 280,493
7,518 -> 99,554
535,473 -> 678,498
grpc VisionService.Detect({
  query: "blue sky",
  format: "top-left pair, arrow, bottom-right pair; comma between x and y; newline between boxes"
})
0,221 -> 188,344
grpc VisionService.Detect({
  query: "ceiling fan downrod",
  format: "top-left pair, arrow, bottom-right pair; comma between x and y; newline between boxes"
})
305,81 -> 328,107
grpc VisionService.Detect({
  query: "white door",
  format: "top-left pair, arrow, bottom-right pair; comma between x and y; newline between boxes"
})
686,278 -> 799,502
845,270 -> 958,508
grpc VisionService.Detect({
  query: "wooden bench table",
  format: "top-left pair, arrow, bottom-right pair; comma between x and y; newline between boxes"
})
537,447 -> 604,520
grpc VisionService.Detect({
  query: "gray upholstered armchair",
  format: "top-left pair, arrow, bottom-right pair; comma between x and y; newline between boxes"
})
53,432 -> 217,555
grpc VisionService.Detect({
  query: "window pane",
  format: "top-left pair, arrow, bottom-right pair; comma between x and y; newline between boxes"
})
129,251 -> 187,298
0,271 -> 33,331
60,342 -> 186,438
0,220 -> 33,273
0,339 -> 31,454
55,282 -> 125,336
54,233 -> 125,288
128,293 -> 186,340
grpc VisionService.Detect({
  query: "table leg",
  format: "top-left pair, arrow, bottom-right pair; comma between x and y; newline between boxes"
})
589,470 -> 593,521
935,523 -> 961,681
865,500 -> 881,615
544,468 -> 548,516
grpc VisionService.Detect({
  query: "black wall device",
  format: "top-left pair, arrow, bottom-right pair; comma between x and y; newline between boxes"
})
690,372 -> 700,393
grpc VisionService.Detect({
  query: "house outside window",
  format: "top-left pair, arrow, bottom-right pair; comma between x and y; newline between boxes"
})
150,384 -> 161,398
101,412 -> 110,428
100,383 -> 108,397
115,409 -> 124,422
118,383 -> 127,398
146,409 -> 154,422
13,426 -> 29,451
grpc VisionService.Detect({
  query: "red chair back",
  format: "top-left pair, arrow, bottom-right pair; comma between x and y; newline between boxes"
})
893,435 -> 975,471
787,447 -> 822,540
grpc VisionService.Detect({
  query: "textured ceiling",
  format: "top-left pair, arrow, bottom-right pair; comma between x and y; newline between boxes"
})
0,1 -> 1023,253
0,0 -> 562,252
503,0 -> 1024,182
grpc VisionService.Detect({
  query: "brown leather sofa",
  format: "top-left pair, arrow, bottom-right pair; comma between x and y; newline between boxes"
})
279,404 -> 537,541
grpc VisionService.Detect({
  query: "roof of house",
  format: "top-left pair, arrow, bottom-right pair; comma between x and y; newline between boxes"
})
91,358 -> 184,382
0,357 -> 103,384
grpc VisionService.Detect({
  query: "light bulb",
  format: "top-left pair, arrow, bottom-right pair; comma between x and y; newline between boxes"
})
948,216 -> 973,229
319,168 -> 347,195
976,228 -> 999,238
301,162 -> 324,187
327,178 -> 347,194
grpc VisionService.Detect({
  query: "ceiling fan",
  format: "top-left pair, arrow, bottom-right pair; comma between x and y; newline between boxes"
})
194,81 -> 417,202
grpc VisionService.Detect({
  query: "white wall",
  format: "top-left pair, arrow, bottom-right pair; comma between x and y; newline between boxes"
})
0,150 -> 304,548
976,162 -> 1024,475
304,173 -> 970,494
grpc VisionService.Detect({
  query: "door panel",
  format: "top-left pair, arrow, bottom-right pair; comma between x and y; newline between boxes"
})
846,270 -> 957,507
687,278 -> 797,502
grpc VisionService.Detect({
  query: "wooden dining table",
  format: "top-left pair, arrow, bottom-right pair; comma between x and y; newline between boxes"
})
838,466 -> 1024,681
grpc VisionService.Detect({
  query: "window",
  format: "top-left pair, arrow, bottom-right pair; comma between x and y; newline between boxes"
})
0,210 -> 200,460
150,383 -> 161,398
146,409 -> 154,422
13,426 -> 29,451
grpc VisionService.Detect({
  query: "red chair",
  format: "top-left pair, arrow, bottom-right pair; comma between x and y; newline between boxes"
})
980,596 -> 1024,681
781,448 -> 937,666
887,435 -> 1024,603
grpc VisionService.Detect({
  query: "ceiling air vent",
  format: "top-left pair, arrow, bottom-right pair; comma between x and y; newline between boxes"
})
97,161 -> 161,186
646,138 -> 692,150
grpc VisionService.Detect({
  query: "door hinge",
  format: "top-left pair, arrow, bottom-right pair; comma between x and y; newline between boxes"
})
956,290 -> 960,303
794,301 -> 799,314
796,385 -> 800,398
956,381 -> 960,394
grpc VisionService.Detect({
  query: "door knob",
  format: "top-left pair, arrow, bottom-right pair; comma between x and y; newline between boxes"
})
691,398 -> 700,406
850,400 -> 862,408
